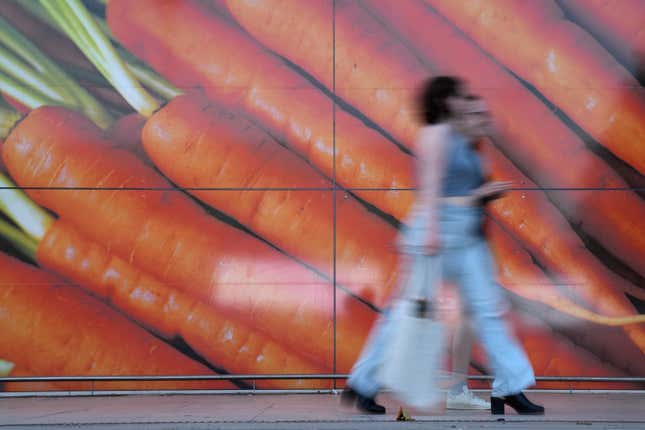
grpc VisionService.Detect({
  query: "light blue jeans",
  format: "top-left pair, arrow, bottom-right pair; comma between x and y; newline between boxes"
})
347,205 -> 535,398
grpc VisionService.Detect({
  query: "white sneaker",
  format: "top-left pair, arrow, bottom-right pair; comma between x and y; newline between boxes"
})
446,387 -> 491,410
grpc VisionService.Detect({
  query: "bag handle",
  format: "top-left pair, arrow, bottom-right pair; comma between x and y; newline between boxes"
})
411,297 -> 436,319
400,255 -> 442,319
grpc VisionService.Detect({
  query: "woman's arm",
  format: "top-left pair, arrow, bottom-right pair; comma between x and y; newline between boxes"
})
415,124 -> 449,254
473,131 -> 514,205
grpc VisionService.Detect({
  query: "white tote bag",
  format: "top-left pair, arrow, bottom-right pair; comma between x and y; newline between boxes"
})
379,256 -> 446,410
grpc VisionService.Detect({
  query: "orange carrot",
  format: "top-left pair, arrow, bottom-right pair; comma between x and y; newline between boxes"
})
106,0 -> 414,221
0,251 -> 235,392
437,257 -> 643,387
365,0 -> 645,279
507,310 -> 642,390
2,105 -> 375,373
142,94 -> 400,307
484,211 -> 645,377
425,0 -> 645,173
2,361 -> 77,392
36,219 -> 334,389
2,366 -> 65,393
467,308 -> 643,390
486,219 -> 645,360
480,139 -> 645,322
558,0 -> 645,72
222,0 -> 426,151
441,284 -> 643,389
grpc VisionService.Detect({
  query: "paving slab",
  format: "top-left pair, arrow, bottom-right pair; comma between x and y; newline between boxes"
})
1,392 -> 644,429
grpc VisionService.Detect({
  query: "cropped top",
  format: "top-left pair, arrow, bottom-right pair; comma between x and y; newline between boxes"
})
441,128 -> 485,197
398,125 -> 485,251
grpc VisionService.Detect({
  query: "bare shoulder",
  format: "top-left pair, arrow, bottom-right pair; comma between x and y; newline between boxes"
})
416,124 -> 451,150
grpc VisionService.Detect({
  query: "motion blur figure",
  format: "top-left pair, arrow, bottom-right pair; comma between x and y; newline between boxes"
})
342,76 -> 545,416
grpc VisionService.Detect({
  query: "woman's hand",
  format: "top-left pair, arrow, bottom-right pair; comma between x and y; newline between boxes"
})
473,181 -> 514,202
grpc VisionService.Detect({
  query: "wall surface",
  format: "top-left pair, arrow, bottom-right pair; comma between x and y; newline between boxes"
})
0,0 -> 643,392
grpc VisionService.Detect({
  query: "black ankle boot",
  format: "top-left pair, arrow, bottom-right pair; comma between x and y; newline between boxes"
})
356,394 -> 386,414
491,392 -> 544,415
340,386 -> 386,414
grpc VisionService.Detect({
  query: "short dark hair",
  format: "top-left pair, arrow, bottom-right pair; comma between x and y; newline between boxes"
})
416,76 -> 464,124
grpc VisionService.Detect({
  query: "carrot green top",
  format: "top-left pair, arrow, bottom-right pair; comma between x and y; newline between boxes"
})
0,13 -> 112,127
15,0 -> 181,102
36,0 -> 161,117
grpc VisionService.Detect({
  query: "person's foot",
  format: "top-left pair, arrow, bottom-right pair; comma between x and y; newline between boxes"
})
340,386 -> 386,414
356,394 -> 386,414
446,386 -> 491,410
491,392 -> 545,415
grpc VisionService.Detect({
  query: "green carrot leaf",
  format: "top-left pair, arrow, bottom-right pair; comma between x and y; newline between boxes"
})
0,69 -> 59,111
0,100 -> 21,138
39,0 -> 160,117
0,171 -> 53,242
0,217 -> 38,262
0,13 -> 113,128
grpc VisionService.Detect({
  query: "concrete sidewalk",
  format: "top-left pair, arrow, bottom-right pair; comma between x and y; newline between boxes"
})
1,391 -> 644,429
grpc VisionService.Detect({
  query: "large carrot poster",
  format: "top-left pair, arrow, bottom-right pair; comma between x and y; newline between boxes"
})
0,0 -> 643,392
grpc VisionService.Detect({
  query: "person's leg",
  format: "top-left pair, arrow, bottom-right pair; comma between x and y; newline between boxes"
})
347,255 -> 440,410
347,253 -> 433,398
341,303 -> 389,414
345,307 -> 392,399
446,317 -> 490,409
450,318 -> 475,393
446,239 -> 535,398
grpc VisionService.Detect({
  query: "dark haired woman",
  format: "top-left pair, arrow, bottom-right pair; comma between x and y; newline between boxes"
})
342,76 -> 544,416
